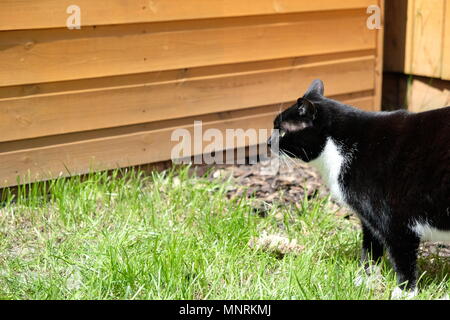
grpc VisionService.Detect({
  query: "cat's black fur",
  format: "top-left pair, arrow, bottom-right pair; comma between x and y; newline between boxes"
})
268,79 -> 450,292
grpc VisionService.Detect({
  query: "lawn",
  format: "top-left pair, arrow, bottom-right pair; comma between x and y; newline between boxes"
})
0,166 -> 448,300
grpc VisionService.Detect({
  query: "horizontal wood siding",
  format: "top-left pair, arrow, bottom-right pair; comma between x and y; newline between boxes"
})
0,95 -> 374,187
0,0 -> 375,30
0,0 -> 383,187
0,56 -> 375,142
1,10 -> 375,86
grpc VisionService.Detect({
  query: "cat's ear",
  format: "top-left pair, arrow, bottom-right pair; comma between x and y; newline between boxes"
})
295,98 -> 317,130
298,98 -> 317,121
304,79 -> 324,97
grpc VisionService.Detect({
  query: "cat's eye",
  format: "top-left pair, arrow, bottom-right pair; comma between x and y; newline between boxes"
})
279,130 -> 286,138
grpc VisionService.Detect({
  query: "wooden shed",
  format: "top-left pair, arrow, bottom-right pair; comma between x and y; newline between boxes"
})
0,0 -> 383,187
383,0 -> 450,112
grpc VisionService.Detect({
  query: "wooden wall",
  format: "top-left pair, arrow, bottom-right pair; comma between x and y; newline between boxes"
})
384,0 -> 450,80
382,73 -> 450,112
0,0 -> 383,187
383,0 -> 450,111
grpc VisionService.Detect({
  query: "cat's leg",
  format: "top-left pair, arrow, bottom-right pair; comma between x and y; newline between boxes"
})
386,233 -> 420,299
354,224 -> 384,288
361,224 -> 384,267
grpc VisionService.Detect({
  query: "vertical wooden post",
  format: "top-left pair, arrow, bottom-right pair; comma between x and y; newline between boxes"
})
374,0 -> 385,109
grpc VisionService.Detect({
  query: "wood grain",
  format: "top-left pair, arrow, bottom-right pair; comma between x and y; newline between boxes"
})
408,77 -> 450,112
442,0 -> 450,80
0,95 -> 374,188
0,50 -> 374,99
384,0 -> 449,79
407,0 -> 445,77
383,0 -> 408,73
0,0 -> 375,31
374,0 -> 384,108
0,56 -> 375,142
0,10 -> 375,86
0,1 -> 382,188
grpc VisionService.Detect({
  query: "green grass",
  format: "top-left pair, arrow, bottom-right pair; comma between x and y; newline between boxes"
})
0,166 -> 448,300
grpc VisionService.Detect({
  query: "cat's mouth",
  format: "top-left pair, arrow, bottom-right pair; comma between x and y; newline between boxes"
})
267,130 -> 300,161
267,130 -> 284,155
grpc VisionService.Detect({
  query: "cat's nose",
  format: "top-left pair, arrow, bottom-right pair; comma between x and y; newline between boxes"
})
267,131 -> 279,154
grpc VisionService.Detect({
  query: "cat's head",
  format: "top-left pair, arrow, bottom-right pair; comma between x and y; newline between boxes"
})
268,79 -> 330,162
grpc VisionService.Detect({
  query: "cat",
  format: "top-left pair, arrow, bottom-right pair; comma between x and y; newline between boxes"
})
268,79 -> 450,298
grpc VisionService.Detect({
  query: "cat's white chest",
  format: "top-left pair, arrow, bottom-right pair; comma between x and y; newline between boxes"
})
310,137 -> 347,205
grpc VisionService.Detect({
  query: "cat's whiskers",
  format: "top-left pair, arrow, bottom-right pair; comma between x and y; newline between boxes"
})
300,147 -> 310,162
276,149 -> 287,169
266,132 -> 287,167
280,149 -> 295,170
281,149 -> 296,159
283,152 -> 296,169
278,151 -> 288,169
281,149 -> 300,167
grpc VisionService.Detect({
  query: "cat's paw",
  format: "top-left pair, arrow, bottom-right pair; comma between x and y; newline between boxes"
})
391,287 -> 418,300
354,265 -> 383,289
353,274 -> 365,287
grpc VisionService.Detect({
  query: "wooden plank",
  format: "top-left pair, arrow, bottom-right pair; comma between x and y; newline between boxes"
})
381,72 -> 410,110
0,95 -> 374,188
383,0 -> 408,73
0,50 -> 374,99
0,56 -> 375,142
408,77 -> 450,112
384,0 -> 449,79
0,10 -> 376,86
374,0 -> 384,109
0,105 -> 279,187
381,73 -> 450,111
405,0 -> 445,77
442,0 -> 450,80
0,0 -> 376,31
403,0 -> 416,75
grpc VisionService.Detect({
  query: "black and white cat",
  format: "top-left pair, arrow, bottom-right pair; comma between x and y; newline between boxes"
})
268,79 -> 450,298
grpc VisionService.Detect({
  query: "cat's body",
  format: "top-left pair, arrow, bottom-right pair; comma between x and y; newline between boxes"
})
269,80 -> 450,295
